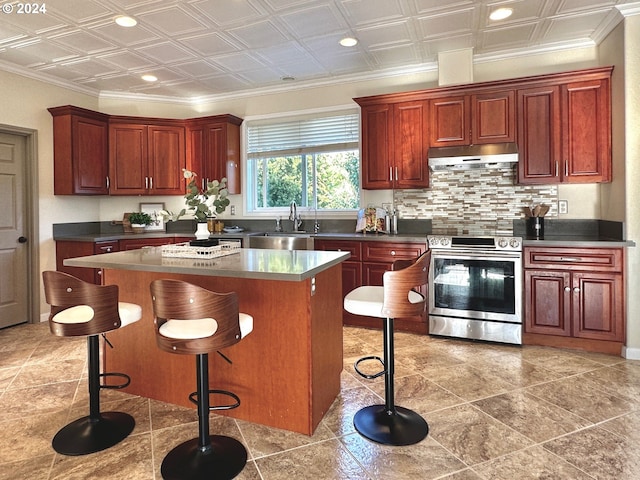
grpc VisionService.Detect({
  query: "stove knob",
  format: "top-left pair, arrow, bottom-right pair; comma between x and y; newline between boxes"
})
429,237 -> 438,246
497,238 -> 508,248
509,238 -> 520,249
440,237 -> 449,246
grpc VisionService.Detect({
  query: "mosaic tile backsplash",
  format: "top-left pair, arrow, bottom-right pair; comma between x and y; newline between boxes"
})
394,165 -> 558,235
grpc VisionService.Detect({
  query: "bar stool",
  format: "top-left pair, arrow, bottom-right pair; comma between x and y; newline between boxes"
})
150,279 -> 253,480
42,271 -> 142,455
343,251 -> 431,446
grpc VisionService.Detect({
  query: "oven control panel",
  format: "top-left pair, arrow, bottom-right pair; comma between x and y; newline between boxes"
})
427,235 -> 522,251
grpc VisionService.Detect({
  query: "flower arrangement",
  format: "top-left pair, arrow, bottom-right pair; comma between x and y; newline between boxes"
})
162,169 -> 230,223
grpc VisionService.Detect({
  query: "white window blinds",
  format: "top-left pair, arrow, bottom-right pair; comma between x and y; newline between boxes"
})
247,111 -> 359,158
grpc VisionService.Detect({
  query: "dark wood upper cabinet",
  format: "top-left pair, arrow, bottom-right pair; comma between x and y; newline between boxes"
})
186,115 -> 243,194
48,106 -> 110,195
50,107 -> 242,196
518,69 -> 612,184
358,100 -> 429,190
429,90 -> 515,147
429,95 -> 470,146
517,85 -> 561,183
355,66 -> 613,188
562,77 -> 611,183
472,90 -> 516,144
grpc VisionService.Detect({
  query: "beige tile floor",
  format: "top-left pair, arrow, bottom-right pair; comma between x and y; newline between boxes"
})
2,322 -> 640,479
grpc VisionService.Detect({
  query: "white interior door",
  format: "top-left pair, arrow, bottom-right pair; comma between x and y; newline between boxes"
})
0,132 -> 28,328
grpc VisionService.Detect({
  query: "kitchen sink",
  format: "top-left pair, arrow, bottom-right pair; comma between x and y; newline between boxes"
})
248,233 -> 314,250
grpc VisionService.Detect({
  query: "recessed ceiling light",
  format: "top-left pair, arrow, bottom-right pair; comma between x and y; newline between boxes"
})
115,15 -> 137,27
489,7 -> 513,21
281,75 -> 295,81
339,37 -> 358,47
141,74 -> 157,82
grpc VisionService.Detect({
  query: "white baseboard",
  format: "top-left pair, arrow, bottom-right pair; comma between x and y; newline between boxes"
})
39,312 -> 49,323
622,346 -> 640,360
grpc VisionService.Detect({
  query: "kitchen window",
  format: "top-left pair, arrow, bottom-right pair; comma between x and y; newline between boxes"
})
245,110 -> 360,213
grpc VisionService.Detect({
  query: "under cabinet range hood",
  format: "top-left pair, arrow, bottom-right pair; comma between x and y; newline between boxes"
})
428,143 -> 518,171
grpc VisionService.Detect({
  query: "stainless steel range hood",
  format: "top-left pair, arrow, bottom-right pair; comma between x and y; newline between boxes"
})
428,143 -> 518,171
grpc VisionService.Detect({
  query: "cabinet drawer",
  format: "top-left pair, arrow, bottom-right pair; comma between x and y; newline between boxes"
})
362,241 -> 425,262
94,241 -> 119,254
524,247 -> 623,272
314,239 -> 362,261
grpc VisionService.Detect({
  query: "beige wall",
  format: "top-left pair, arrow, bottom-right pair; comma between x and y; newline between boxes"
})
623,14 -> 640,355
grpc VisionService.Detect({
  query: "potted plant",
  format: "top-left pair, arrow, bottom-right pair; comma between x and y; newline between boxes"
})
160,169 -> 230,239
128,212 -> 152,234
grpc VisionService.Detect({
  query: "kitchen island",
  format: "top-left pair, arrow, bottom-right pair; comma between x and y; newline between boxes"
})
64,247 -> 350,435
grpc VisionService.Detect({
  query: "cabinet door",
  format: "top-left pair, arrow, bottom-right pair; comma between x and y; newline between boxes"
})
393,101 -> 429,188
517,85 -> 561,184
562,78 -> 611,183
524,270 -> 571,336
56,241 -> 98,284
472,91 -> 515,144
572,272 -> 623,341
429,95 -> 470,147
71,116 -> 109,194
94,241 -> 119,284
49,107 -> 109,195
360,104 -> 393,189
148,125 -> 186,195
206,122 -> 242,194
109,123 -> 148,195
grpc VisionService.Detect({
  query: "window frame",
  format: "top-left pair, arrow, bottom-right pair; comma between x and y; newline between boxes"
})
242,107 -> 361,217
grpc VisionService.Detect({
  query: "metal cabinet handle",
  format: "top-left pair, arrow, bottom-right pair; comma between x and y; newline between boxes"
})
573,287 -> 580,293
390,250 -> 396,256
389,167 -> 393,181
565,161 -> 569,177
145,177 -> 148,189
555,161 -> 558,177
564,286 -> 571,292
149,176 -> 153,190
395,167 -> 398,181
559,257 -> 582,262
106,176 -> 110,189
18,236 -> 28,243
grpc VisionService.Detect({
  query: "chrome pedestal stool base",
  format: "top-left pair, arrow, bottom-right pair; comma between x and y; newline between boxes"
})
161,435 -> 247,480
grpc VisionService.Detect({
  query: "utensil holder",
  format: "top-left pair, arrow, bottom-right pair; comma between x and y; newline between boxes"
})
526,217 -> 544,238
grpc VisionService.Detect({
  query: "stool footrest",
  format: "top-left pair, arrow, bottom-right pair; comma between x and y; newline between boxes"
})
189,389 -> 241,411
99,372 -> 131,390
354,355 -> 386,379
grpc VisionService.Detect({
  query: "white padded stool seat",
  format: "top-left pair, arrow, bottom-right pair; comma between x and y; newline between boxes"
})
344,286 -> 424,319
52,302 -> 142,328
159,313 -> 253,340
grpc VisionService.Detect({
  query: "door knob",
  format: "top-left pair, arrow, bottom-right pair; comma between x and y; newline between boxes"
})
18,236 -> 28,243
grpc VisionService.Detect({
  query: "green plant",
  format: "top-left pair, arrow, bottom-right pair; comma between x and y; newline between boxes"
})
161,169 -> 230,223
129,212 -> 152,225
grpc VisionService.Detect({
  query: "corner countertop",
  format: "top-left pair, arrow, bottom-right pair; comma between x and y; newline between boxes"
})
63,247 -> 351,282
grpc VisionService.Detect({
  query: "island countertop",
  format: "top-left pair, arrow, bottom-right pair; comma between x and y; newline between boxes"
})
64,246 -> 350,282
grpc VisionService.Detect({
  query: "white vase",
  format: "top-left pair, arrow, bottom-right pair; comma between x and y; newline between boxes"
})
194,222 -> 210,240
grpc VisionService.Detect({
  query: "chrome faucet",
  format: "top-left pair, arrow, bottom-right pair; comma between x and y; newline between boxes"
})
289,201 -> 303,232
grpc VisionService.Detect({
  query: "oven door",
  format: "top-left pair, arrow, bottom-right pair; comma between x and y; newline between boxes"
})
429,249 -> 522,324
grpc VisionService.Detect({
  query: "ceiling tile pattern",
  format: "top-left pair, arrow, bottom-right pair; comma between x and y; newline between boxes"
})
0,0 -> 636,101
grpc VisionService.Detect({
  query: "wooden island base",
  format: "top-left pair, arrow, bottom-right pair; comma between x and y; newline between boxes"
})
102,265 -> 344,436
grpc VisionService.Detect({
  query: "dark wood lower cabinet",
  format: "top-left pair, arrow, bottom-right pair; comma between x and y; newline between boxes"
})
56,237 -> 180,284
315,239 -> 427,334
523,246 -> 625,354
